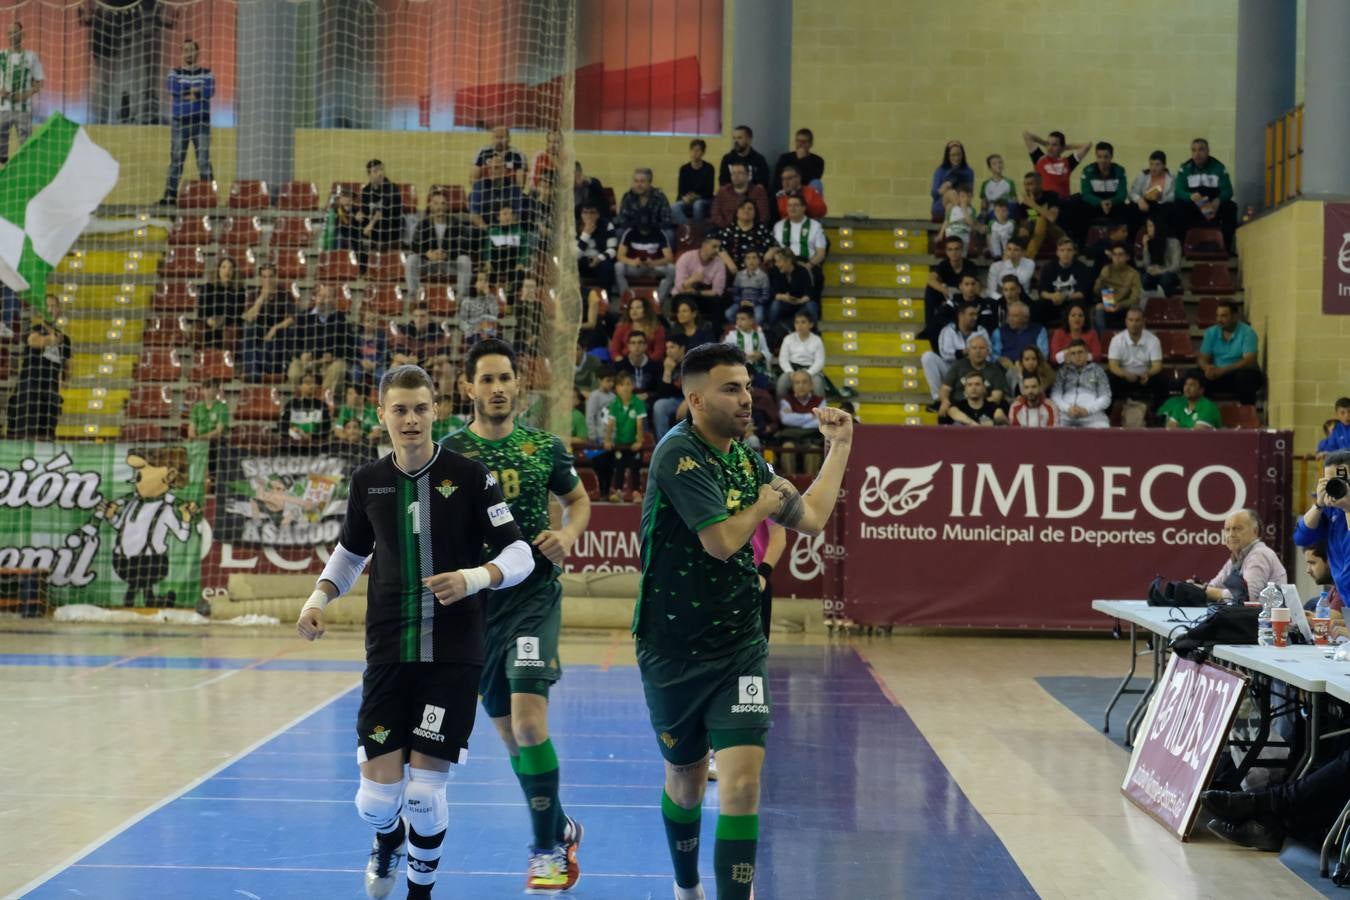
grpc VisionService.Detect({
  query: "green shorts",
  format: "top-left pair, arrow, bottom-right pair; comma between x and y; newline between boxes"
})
479,582 -> 563,719
636,639 -> 771,766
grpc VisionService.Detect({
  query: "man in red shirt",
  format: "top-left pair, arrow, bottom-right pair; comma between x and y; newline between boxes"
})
1009,372 -> 1058,428
1022,129 -> 1091,202
710,161 -> 772,228
774,166 -> 826,220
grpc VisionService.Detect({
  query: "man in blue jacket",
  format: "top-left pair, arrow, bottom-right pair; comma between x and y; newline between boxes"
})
1293,451 -> 1350,601
158,39 -> 214,206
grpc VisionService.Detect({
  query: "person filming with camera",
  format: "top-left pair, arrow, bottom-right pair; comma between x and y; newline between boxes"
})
1294,451 -> 1350,601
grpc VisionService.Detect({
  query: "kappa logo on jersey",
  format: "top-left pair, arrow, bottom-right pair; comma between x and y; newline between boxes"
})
675,456 -> 700,474
732,675 -> 769,714
435,479 -> 457,499
515,635 -> 545,667
487,501 -> 513,526
412,704 -> 447,742
368,486 -> 396,495
485,471 -> 497,489
369,725 -> 391,745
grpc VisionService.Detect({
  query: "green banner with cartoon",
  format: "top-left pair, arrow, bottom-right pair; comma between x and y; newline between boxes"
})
0,441 -> 208,607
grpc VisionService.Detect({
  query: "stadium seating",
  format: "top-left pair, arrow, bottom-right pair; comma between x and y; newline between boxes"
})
119,423 -> 169,443
137,348 -> 183,381
229,180 -> 271,210
398,183 -> 419,212
271,249 -> 308,280
141,315 -> 190,348
153,281 -> 198,313
236,385 -> 283,421
126,385 -> 175,419
192,349 -> 236,382
168,216 -> 212,248
314,249 -> 361,283
276,181 -> 321,211
1195,296 -> 1237,328
1219,403 -> 1260,429
217,216 -> 264,254
363,284 -> 407,317
1183,227 -> 1227,260
422,285 -> 458,317
429,183 -> 469,213
365,250 -> 405,285
1190,262 -> 1236,294
1144,296 -> 1187,329
177,179 -> 220,210
1159,330 -> 1196,363
159,247 -> 204,279
272,216 -> 317,250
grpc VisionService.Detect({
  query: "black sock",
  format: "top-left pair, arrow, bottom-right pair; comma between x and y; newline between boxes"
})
662,790 -> 702,889
406,826 -> 445,895
375,817 -> 405,850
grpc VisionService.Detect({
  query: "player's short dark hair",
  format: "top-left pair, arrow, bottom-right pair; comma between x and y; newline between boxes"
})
1336,397 -> 1350,410
780,165 -> 800,179
579,202 -> 598,214
993,197 -> 1009,208
681,342 -> 748,384
1309,541 -> 1330,562
944,235 -> 964,248
1048,130 -> 1066,144
366,158 -> 383,172
1000,274 -> 1020,287
465,338 -> 517,380
734,124 -> 753,138
957,300 -> 979,316
986,153 -> 1002,167
627,329 -> 647,342
1095,141 -> 1114,155
614,371 -> 634,386
1216,299 -> 1239,314
379,364 -> 435,402
728,161 -> 748,172
1006,237 -> 1026,251
1022,372 -> 1041,385
1150,150 -> 1167,165
1067,338 -> 1088,350
796,127 -> 814,141
689,138 -> 706,151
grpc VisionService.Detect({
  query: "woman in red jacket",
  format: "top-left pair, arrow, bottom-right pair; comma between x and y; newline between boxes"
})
608,294 -> 667,363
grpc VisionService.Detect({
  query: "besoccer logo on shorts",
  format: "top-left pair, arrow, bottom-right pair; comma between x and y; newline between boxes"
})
413,704 -> 447,742
515,636 -> 545,668
732,675 -> 769,714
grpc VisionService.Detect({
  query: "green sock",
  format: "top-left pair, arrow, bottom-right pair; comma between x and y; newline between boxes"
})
662,790 -> 703,889
517,739 -> 564,851
714,814 -> 758,900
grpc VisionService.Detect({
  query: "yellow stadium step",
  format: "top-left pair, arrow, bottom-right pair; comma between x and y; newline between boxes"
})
857,402 -> 936,426
78,221 -> 169,246
823,329 -> 919,358
826,260 -> 927,290
827,226 -> 928,256
55,422 -> 120,441
57,249 -> 160,277
53,283 -> 153,312
62,387 -> 130,415
823,295 -> 923,326
70,352 -> 138,380
826,364 -> 923,395
55,317 -> 145,346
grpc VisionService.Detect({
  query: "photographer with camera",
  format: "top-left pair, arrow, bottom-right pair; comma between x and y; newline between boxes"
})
1294,451 -> 1350,601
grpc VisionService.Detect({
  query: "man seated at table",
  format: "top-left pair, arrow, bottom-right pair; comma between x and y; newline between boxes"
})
1191,508 -> 1287,604
1201,744 -> 1350,853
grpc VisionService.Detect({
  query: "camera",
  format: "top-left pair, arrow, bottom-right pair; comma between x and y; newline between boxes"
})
1328,477 -> 1349,501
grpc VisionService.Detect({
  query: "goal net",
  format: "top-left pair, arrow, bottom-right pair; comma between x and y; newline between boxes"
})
0,0 -> 579,611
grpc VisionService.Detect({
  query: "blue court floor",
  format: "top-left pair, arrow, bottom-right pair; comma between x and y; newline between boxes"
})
15,645 -> 1035,899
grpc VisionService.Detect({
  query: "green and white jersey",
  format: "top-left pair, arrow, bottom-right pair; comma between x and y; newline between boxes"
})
440,423 -> 579,615
0,50 -> 42,113
634,419 -> 774,660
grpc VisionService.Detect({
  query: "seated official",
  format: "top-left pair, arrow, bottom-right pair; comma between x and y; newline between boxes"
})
1191,508 -> 1287,603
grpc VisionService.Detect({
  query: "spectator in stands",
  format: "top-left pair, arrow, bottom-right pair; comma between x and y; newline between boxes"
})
767,248 -> 817,328
719,125 -> 770,188
613,330 -> 662,402
1107,306 -> 1166,412
1195,508 -> 1286,603
585,366 -> 616,442
616,167 -> 673,232
323,187 -> 363,251
278,372 -> 330,449
1317,398 -> 1350,455
528,128 -> 560,191
0,22 -> 41,165
937,185 -> 975,253
928,272 -> 984,341
1198,299 -> 1262,404
485,203 -> 529,294
1050,303 -> 1102,364
666,297 -> 716,351
241,262 -> 293,381
1092,242 -> 1143,333
1025,193 -> 1068,260
392,303 -> 446,368
1130,150 -> 1175,230
930,141 -> 974,221
357,159 -> 404,250
979,154 -> 1017,222
158,38 -> 213,207
773,128 -> 825,194
775,165 -> 827,220
576,202 -> 617,291
1085,220 -> 1129,280
286,283 -> 352,397
474,125 -> 526,187
986,238 -> 1034,300
922,301 -> 988,407
985,197 -> 1015,260
609,294 -> 666,363
1158,371 -> 1221,430
711,160 -> 772,228
938,334 -> 1003,419
673,138 -> 715,224
717,199 -> 776,275
779,370 -> 825,439
1007,345 -> 1055,399
1008,371 -> 1058,427
725,306 -> 773,389
1050,339 -> 1111,428
1176,137 -> 1237,253
949,369 -> 1008,427
597,371 -> 646,501
773,194 -> 827,300
1075,142 -> 1130,237
1022,129 -> 1091,209
992,299 -> 1048,369
923,236 -> 978,341
196,255 -> 245,348
1036,237 -> 1091,327
1015,172 -> 1047,243
574,336 -> 602,397
335,383 -> 382,445
614,218 -> 675,307
574,162 -> 609,221
6,316 -> 67,440
469,151 -> 529,232
777,310 -> 825,397
405,189 -> 475,300
647,341 -> 689,440
456,270 -> 500,344
729,249 -> 771,324
186,380 -> 229,442
350,307 -> 388,391
672,234 -> 727,319
1139,217 -> 1182,296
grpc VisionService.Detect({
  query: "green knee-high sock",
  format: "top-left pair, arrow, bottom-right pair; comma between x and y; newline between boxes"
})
714,813 -> 759,900
517,740 -> 565,851
662,791 -> 702,889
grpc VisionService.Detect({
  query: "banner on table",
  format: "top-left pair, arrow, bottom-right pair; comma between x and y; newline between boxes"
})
1324,203 -> 1350,315
842,426 -> 1292,628
1122,654 -> 1247,839
0,441 -> 207,607
215,450 -> 366,548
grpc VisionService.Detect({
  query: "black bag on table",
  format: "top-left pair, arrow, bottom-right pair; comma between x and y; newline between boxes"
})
1147,575 -> 1209,608
1170,605 -> 1260,660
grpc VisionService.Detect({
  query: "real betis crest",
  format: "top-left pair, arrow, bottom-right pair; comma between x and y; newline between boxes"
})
520,440 -> 536,456
436,479 -> 458,499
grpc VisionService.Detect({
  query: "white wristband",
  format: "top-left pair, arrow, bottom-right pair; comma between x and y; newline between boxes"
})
302,589 -> 331,613
460,567 -> 492,595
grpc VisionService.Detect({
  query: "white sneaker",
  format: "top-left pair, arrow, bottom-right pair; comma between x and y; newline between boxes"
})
706,752 -> 718,782
673,882 -> 706,900
364,833 -> 404,898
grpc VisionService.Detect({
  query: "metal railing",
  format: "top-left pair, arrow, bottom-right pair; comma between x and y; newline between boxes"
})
1265,105 -> 1303,209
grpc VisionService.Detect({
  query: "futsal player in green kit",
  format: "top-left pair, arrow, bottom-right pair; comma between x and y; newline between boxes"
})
440,339 -> 592,893
635,343 -> 852,900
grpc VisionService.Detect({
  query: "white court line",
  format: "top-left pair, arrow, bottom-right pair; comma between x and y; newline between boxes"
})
179,796 -> 661,809
68,863 -> 669,879
3,680 -> 360,900
209,775 -> 660,789
243,750 -> 661,763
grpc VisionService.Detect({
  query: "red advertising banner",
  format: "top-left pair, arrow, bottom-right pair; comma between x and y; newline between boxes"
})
1324,203 -> 1350,315
842,426 -> 1292,628
1122,655 -> 1247,838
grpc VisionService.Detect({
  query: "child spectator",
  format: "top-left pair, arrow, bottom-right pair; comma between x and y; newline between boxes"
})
938,185 -> 975,253
673,138 -> 715,224
987,198 -> 1015,260
729,248 -> 771,323
568,388 -> 590,450
322,187 -> 362,251
979,154 -> 1017,221
486,204 -> 529,295
279,373 -> 331,448
724,306 -> 773,389
187,381 -> 230,442
457,271 -> 500,342
431,392 -> 465,443
585,366 -> 616,442
334,384 -> 381,444
1318,398 -> 1350,456
574,337 -> 602,396
597,371 -> 646,501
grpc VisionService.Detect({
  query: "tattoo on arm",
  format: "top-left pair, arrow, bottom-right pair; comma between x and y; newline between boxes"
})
769,476 -> 806,528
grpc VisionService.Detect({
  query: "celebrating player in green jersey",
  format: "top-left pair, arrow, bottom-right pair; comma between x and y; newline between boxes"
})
440,339 -> 592,893
635,342 -> 852,900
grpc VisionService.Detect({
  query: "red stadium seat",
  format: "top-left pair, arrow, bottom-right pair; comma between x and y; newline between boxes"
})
217,216 -> 264,254
272,216 -> 317,250
230,422 -> 278,449
141,315 -> 190,348
1194,296 -> 1239,328
330,181 -> 363,203
229,180 -> 271,210
422,285 -> 457,317
1189,263 -> 1235,295
602,187 -> 617,216
154,281 -> 198,313
366,250 -> 405,284
1183,227 -> 1227,260
119,423 -> 168,443
176,179 -> 219,210
270,249 -> 308,281
137,347 -> 183,381
192,349 -> 236,382
362,283 -> 407,317
1158,330 -> 1195,363
397,183 -> 418,213
429,183 -> 468,213
159,247 -> 204,279
236,385 -> 283,421
1220,403 -> 1260,429
751,388 -> 779,437
319,282 -> 355,313
276,180 -> 320,211
167,215 -> 212,248
577,467 -> 600,500
314,249 -> 361,282
126,384 -> 175,419
674,223 -> 707,256
1144,296 -> 1187,329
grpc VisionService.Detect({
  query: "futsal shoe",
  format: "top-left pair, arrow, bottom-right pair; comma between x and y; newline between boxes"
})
364,832 -> 405,898
1205,815 -> 1286,852
1200,789 -> 1263,821
526,816 -> 583,893
673,883 -> 706,900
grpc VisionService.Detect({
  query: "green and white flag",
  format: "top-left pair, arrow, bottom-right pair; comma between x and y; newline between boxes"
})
0,113 -> 119,311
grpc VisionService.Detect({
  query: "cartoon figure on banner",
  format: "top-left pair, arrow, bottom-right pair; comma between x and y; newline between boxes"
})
92,447 -> 200,607
242,473 -> 339,527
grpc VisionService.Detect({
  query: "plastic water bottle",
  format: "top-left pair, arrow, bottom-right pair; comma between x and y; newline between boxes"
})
1257,582 -> 1282,646
1317,588 -> 1332,621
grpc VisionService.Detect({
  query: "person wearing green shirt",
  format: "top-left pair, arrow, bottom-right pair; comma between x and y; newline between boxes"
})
635,342 -> 852,900
1175,136 -> 1237,254
1159,373 -> 1222,430
1078,141 -> 1129,232
598,371 -> 646,501
334,385 -> 382,443
1198,299 -> 1263,404
430,393 -> 464,443
187,382 -> 230,441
